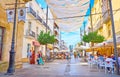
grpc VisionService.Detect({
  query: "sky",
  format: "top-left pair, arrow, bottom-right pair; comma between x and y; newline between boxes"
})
36,0 -> 94,48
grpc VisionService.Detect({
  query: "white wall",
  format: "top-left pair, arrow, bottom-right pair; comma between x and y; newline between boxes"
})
22,0 -> 54,58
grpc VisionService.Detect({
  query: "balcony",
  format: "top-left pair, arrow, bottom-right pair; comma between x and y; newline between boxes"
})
54,43 -> 59,49
27,6 -> 50,31
36,14 -> 50,30
35,34 -> 39,39
54,28 -> 59,35
102,10 -> 110,23
94,19 -> 103,31
25,30 -> 35,38
102,0 -> 110,23
55,36 -> 59,41
27,6 -> 36,17
42,21 -> 47,28
36,14 -> 43,23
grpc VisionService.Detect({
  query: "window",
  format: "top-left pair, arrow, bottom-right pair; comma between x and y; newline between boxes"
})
28,22 -> 32,31
108,24 -> 111,37
36,27 -> 38,34
27,44 -> 31,58
36,27 -> 39,38
0,27 -> 4,60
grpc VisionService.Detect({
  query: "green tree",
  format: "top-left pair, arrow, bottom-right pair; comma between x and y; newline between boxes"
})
82,31 -> 105,44
37,31 -> 56,45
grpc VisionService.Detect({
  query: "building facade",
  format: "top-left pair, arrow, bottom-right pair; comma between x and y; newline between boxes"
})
22,0 -> 54,62
88,0 -> 120,56
0,0 -> 30,72
53,22 -> 60,52
60,40 -> 68,51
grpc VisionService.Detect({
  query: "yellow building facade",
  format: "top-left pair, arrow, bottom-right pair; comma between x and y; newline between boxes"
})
90,0 -> 120,56
0,0 -> 30,72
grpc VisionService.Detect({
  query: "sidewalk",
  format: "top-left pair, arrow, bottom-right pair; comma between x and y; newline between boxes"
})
0,57 -> 120,77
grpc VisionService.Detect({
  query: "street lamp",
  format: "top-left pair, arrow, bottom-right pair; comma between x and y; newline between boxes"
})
6,0 -> 18,75
45,5 -> 48,61
108,0 -> 120,75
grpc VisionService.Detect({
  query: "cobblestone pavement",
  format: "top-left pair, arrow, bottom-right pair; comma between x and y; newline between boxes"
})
0,56 -> 120,77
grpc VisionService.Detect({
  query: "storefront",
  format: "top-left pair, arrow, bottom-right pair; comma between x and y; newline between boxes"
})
33,40 -> 40,53
88,35 -> 120,56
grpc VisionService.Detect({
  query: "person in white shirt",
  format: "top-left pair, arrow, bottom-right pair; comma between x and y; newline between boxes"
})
105,56 -> 114,62
105,56 -> 114,72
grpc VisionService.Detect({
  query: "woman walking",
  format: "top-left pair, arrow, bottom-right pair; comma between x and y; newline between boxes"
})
30,50 -> 35,64
39,51 -> 44,65
74,52 -> 77,59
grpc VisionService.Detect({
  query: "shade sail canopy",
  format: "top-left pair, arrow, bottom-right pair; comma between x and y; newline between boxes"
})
46,0 -> 90,32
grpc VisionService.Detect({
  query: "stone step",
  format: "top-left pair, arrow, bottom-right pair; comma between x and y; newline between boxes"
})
0,61 -> 8,72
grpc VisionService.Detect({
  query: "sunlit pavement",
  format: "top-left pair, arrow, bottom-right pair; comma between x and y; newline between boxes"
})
0,56 -> 120,77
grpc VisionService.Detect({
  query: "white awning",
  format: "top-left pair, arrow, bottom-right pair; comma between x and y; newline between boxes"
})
46,0 -> 90,32
94,35 -> 120,47
75,45 -> 90,50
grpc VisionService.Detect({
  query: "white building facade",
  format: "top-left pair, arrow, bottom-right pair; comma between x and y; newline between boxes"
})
53,22 -> 60,52
22,0 -> 53,61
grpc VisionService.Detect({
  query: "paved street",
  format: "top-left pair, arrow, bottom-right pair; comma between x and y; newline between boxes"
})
0,56 -> 120,77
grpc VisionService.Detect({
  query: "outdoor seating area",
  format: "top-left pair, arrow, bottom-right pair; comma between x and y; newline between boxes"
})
87,54 -> 120,74
54,52 -> 71,59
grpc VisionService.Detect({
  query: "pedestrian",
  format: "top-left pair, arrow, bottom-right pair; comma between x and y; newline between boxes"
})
77,52 -> 80,58
27,50 -> 32,63
66,52 -> 69,61
74,52 -> 77,59
46,49 -> 50,61
37,51 -> 40,65
111,54 -> 116,60
105,56 -> 114,73
30,50 -> 35,64
39,51 -> 44,65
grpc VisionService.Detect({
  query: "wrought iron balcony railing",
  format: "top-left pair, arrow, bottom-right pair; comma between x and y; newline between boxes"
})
26,30 -> 35,38
27,6 -> 36,17
27,7 -> 51,31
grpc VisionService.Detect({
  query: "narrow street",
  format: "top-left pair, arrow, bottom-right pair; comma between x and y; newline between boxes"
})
0,0 -> 120,76
0,56 -> 119,77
